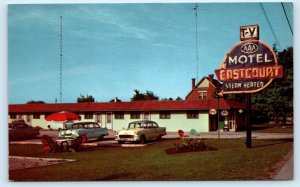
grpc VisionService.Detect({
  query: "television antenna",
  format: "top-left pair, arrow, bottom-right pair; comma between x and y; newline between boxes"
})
193,4 -> 199,82
59,15 -> 63,103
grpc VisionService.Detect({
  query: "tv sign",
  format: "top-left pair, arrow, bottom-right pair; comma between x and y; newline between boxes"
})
240,25 -> 259,41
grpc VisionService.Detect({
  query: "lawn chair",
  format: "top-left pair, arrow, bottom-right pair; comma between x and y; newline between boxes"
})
177,130 -> 191,149
70,134 -> 87,152
190,129 -> 200,139
41,135 -> 62,153
190,129 -> 206,151
178,129 -> 185,138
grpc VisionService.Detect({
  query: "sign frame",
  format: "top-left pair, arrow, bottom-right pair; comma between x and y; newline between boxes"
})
215,39 -> 282,94
221,110 -> 229,116
209,108 -> 217,115
240,25 -> 259,41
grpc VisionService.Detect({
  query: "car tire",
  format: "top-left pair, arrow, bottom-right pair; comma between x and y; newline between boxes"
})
157,135 -> 162,141
139,135 -> 146,144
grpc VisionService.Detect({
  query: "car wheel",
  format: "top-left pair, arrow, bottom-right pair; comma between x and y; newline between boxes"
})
139,135 -> 146,144
118,141 -> 124,144
157,135 -> 162,141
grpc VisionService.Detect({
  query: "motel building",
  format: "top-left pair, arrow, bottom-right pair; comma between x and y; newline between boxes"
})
8,75 -> 247,132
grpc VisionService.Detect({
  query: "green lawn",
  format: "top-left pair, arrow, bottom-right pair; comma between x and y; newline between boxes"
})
252,125 -> 293,133
9,139 -> 293,181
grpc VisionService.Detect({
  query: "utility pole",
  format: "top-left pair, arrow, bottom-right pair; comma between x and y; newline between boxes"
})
246,94 -> 252,148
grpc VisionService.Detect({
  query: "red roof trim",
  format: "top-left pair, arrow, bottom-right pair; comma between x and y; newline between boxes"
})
9,100 -> 246,113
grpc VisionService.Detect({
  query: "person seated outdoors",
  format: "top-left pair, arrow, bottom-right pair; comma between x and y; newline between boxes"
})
47,125 -> 53,131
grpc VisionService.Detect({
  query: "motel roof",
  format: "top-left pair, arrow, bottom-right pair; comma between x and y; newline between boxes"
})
9,99 -> 246,113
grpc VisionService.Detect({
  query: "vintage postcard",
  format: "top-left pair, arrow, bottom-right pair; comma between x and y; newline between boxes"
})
8,2 -> 293,181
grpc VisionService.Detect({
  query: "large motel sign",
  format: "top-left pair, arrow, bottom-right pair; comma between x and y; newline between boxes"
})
215,34 -> 283,93
214,25 -> 283,148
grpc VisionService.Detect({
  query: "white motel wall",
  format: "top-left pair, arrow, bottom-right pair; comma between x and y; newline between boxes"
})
110,111 -> 209,132
149,112 -> 209,132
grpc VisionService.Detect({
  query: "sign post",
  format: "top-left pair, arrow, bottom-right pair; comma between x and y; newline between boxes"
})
214,25 -> 283,148
246,94 -> 252,148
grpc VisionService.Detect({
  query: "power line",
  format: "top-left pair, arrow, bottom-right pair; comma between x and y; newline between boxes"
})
284,3 -> 293,25
281,2 -> 293,35
287,3 -> 293,24
259,3 -> 282,50
193,4 -> 199,82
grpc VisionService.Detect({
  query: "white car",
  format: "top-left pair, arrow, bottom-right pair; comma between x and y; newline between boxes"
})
115,120 -> 166,144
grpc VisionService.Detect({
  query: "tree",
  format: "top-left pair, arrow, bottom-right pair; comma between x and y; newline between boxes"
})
175,96 -> 183,100
130,90 -> 159,101
77,94 -> 95,103
161,97 -> 174,101
144,90 -> 159,100
252,47 -> 293,123
130,90 -> 145,101
26,100 -> 46,104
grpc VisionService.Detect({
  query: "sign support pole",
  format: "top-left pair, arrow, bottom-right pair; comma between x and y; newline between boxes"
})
217,97 -> 220,140
246,93 -> 252,148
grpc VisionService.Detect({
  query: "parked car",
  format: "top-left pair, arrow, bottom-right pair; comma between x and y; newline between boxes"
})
58,122 -> 108,141
115,120 -> 166,144
9,120 -> 40,141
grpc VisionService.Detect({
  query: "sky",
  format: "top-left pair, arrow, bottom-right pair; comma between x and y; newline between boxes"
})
8,2 -> 293,104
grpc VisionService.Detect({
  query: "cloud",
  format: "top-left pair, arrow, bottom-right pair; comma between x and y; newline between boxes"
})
65,5 -> 158,41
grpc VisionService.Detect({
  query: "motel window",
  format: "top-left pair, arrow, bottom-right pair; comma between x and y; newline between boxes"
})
130,112 -> 140,119
33,113 -> 40,119
160,111 -> 171,119
199,91 -> 207,100
84,112 -> 93,119
10,114 -> 17,119
115,112 -> 124,119
187,111 -> 199,119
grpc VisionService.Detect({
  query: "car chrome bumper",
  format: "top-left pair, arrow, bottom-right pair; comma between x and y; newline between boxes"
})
115,135 -> 139,142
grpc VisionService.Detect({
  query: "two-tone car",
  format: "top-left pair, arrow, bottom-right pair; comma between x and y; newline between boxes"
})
115,120 -> 166,144
58,122 -> 108,141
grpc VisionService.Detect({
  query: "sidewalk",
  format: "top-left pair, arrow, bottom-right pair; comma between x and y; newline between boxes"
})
163,131 -> 294,139
274,153 -> 293,180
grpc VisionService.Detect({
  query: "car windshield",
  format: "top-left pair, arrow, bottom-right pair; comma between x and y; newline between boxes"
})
71,123 -> 100,129
15,124 -> 28,129
128,122 -> 146,129
71,124 -> 83,129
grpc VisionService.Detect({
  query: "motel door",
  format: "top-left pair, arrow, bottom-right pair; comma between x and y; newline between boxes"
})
26,114 -> 32,125
229,112 -> 236,131
96,113 -> 102,125
106,112 -> 113,129
143,112 -> 151,120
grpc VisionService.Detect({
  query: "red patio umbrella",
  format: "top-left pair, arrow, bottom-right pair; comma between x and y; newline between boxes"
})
46,111 -> 79,122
